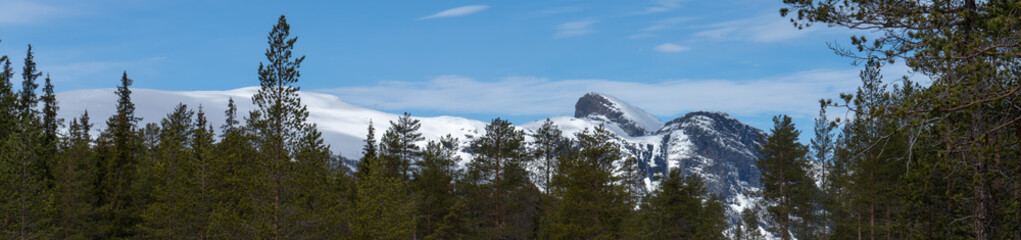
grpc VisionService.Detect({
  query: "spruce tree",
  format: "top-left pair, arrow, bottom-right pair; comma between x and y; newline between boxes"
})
41,74 -> 59,150
0,40 -> 16,138
756,115 -> 812,240
207,99 -> 260,239
96,71 -> 142,238
53,111 -> 98,239
140,103 -> 195,238
356,120 -> 377,180
18,45 -> 40,117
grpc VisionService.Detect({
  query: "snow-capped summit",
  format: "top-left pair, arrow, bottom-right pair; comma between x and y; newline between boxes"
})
58,88 -> 765,228
574,92 -> 663,137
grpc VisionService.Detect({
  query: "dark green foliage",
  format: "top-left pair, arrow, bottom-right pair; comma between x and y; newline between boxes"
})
53,112 -> 98,240
539,125 -> 633,239
355,120 -> 377,180
413,135 -> 461,239
247,14 -> 342,239
18,45 -> 40,117
781,1 -> 1021,239
756,115 -> 814,240
351,157 -> 414,239
95,71 -> 142,238
530,118 -> 566,194
379,112 -> 423,179
637,169 -> 727,240
462,118 -> 540,239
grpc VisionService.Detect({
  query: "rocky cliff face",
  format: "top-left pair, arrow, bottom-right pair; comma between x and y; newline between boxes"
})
574,93 -> 663,137
527,94 -> 765,224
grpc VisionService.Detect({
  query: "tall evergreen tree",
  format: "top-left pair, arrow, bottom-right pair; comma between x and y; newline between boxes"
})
781,1 -> 1021,238
248,14 -> 337,239
540,125 -> 633,239
53,111 -> 98,239
17,45 -> 40,117
221,97 -> 239,134
96,71 -> 142,238
756,115 -> 813,240
41,74 -> 59,149
413,135 -> 461,239
379,112 -> 423,179
0,40 -> 16,138
140,103 -> 195,239
638,169 -> 727,240
351,157 -> 414,239
462,118 -> 540,239
530,118 -> 566,194
356,120 -> 378,180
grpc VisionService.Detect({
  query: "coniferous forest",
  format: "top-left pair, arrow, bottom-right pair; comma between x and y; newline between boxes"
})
1,0 -> 1020,239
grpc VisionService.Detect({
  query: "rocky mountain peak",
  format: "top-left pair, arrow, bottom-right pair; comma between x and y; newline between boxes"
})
574,92 -> 662,137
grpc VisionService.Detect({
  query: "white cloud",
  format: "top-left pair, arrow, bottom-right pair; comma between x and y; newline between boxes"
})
420,5 -> 489,20
642,17 -> 695,32
636,0 -> 684,14
654,43 -> 689,53
320,69 -> 873,119
693,14 -> 820,42
0,0 -> 75,26
556,20 -> 596,38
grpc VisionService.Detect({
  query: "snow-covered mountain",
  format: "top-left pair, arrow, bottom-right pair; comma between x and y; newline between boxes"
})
56,87 -> 764,225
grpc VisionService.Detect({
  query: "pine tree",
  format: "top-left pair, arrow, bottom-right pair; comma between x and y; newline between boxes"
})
462,118 -> 540,239
379,112 -> 423,179
810,99 -> 835,239
96,71 -> 142,238
740,207 -> 765,240
540,125 -> 633,239
413,135 -> 461,239
248,15 -> 337,239
781,1 -> 1021,238
756,115 -> 813,240
351,158 -> 414,239
207,100 -> 260,239
638,169 -> 727,240
530,118 -> 566,194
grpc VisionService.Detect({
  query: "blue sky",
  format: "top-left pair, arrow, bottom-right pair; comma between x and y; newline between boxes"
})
0,0 -> 918,139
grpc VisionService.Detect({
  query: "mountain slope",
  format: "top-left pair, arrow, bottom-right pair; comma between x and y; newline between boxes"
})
57,87 -> 764,225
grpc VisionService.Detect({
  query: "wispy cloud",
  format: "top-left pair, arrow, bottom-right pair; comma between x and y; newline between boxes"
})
642,17 -> 695,32
636,0 -> 684,14
0,0 -> 76,26
538,6 -> 583,15
420,5 -> 489,20
45,57 -> 167,89
693,14 -> 822,42
320,69 -> 873,119
654,43 -> 689,53
556,20 -> 596,38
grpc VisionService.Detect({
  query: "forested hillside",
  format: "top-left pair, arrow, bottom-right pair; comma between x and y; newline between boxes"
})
1,0 -> 1020,238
